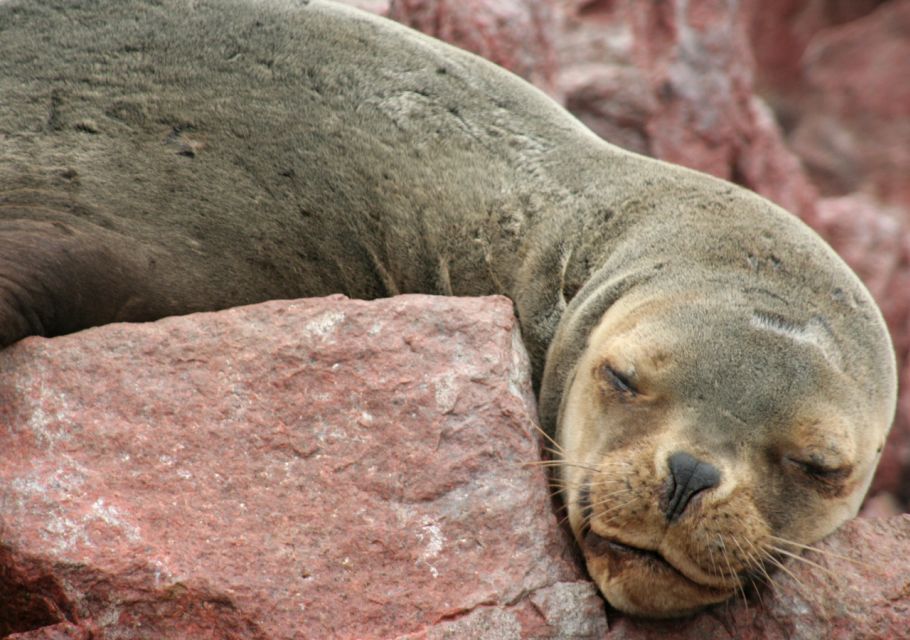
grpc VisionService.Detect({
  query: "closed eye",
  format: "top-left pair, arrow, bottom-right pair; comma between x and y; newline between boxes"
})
602,365 -> 637,396
786,456 -> 851,483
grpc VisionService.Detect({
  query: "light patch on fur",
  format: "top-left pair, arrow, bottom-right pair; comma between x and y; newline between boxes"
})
750,312 -> 843,370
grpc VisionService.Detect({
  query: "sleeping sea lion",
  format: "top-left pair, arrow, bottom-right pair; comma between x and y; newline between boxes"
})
0,0 -> 897,617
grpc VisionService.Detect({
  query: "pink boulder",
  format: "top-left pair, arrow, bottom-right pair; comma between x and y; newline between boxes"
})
788,0 -> 910,209
557,0 -> 819,219
0,295 -> 597,639
746,0 -> 884,97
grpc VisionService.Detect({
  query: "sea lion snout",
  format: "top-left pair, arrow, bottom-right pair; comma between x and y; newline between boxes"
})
662,451 -> 721,522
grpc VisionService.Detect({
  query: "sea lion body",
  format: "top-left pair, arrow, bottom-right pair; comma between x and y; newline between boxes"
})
0,0 -> 897,617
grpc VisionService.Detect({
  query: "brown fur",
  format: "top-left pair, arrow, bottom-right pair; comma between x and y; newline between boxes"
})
0,0 -> 897,617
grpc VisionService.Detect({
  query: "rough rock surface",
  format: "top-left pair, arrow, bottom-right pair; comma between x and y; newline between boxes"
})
746,0 -> 885,98
4,623 -> 94,640
0,295 -> 599,639
774,0 -> 910,210
556,0 -> 819,220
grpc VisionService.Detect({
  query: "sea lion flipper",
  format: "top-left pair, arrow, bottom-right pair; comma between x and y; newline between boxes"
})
0,214 -> 182,346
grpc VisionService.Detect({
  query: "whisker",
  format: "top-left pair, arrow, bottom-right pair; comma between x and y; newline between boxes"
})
536,446 -> 564,460
527,420 -> 564,456
586,491 -> 636,511
759,548 -> 809,595
522,460 -> 601,473
767,535 -> 872,569
547,481 -> 621,498
743,537 -> 777,590
732,535 -> 765,610
707,536 -> 722,582
766,545 -> 840,582
582,495 -> 639,527
546,475 -> 618,489
717,536 -> 748,610
558,491 -> 638,531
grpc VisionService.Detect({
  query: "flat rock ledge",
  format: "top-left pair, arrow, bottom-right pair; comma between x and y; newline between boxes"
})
0,295 -> 907,639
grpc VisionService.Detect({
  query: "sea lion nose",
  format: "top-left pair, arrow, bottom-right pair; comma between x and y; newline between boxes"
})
664,451 -> 721,522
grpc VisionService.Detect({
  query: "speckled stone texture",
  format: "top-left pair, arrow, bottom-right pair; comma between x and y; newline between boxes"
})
0,295 -> 596,639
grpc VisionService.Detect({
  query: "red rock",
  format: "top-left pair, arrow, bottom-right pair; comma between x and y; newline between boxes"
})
558,0 -> 819,219
745,0 -> 883,97
386,0 -> 561,98
395,583 -> 608,639
788,1 -> 910,208
0,295 -> 592,639
860,492 -> 904,520
5,622 -> 95,640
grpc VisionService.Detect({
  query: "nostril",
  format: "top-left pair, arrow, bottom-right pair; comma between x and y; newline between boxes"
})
663,451 -> 721,522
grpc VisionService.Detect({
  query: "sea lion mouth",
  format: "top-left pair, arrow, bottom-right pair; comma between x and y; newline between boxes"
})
578,486 -> 690,582
583,528 -> 676,574
582,527 -> 732,596
589,532 -> 666,566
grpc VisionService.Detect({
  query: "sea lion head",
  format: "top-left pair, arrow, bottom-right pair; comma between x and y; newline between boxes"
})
552,278 -> 896,617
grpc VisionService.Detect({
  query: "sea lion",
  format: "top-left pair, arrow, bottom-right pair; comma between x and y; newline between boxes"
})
0,0 -> 897,618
